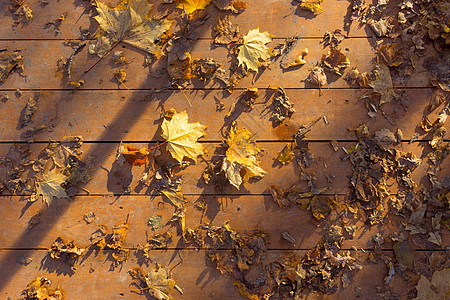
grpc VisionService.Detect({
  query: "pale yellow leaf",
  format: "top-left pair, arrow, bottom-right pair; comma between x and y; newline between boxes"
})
161,110 -> 207,163
238,28 -> 273,73
90,0 -> 173,57
36,169 -> 68,205
222,127 -> 266,189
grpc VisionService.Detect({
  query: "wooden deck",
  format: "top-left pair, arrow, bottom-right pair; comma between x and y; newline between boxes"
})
0,0 -> 448,299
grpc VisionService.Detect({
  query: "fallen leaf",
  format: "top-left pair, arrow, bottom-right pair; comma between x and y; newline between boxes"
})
90,0 -> 173,57
222,127 -> 266,189
36,169 -> 69,205
49,237 -> 84,271
161,110 -> 207,163
148,215 -> 163,229
414,268 -> 450,300
238,28 -> 273,73
298,0 -> 323,14
0,50 -> 24,83
177,0 -> 212,14
107,221 -> 129,249
321,48 -> 350,76
213,0 -> 246,13
214,15 -> 239,45
369,64 -> 394,105
308,66 -> 327,87
191,58 -> 220,81
129,265 -> 179,300
21,277 -> 64,300
83,212 -> 95,224
159,188 -> 187,209
233,281 -> 259,300
276,143 -> 294,165
122,146 -> 150,166
272,87 -> 295,122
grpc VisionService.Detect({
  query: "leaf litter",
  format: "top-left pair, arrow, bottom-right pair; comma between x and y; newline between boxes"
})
3,0 -> 450,298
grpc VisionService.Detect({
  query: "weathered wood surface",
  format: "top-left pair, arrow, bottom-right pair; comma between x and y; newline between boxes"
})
0,0 -> 374,40
0,142 -> 441,196
0,89 -> 445,142
0,38 -> 435,90
2,194 -> 447,250
0,249 -> 412,299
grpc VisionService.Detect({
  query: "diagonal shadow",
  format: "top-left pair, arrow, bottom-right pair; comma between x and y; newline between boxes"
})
0,0 -> 215,291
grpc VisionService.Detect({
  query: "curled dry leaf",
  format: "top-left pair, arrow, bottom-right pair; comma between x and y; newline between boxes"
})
222,127 -> 266,189
309,66 -> 327,87
276,143 -> 294,165
272,87 -> 295,122
90,0 -> 173,57
213,0 -> 246,13
297,0 -> 323,15
49,237 -> 84,271
0,50 -> 24,83
36,169 -> 69,205
321,48 -> 350,76
129,265 -> 180,300
177,0 -> 212,14
161,110 -> 207,163
122,146 -> 150,166
238,28 -> 274,73
214,15 -> 239,45
191,58 -> 220,81
21,277 -> 64,300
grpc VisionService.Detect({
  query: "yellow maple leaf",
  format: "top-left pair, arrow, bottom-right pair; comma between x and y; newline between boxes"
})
298,0 -> 324,14
90,0 -> 173,57
177,0 -> 212,14
238,28 -> 273,73
222,127 -> 266,189
161,110 -> 207,163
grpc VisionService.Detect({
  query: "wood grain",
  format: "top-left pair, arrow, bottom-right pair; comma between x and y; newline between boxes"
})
0,38 -> 434,90
0,249 -> 413,299
0,142 -> 442,196
0,0 -> 374,40
0,88 -> 444,142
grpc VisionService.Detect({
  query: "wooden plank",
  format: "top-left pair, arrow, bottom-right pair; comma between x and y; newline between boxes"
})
0,88 -> 443,142
0,194 -> 448,250
0,141 -> 443,196
0,0 -> 374,40
0,249 -> 413,299
0,38 -> 434,90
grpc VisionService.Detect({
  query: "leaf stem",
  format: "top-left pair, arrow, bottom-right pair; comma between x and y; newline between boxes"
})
84,41 -> 120,74
149,140 -> 168,150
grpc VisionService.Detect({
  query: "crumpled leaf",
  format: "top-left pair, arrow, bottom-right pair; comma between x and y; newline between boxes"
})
272,87 -> 295,122
49,237 -> 84,271
122,146 -> 150,166
369,64 -> 394,105
0,50 -> 24,84
222,127 -> 266,189
148,215 -> 163,229
177,0 -> 212,14
191,58 -> 220,81
90,0 -> 173,57
414,268 -> 450,300
107,221 -> 129,249
213,0 -> 246,13
129,266 -> 179,300
276,143 -> 294,165
214,15 -> 239,45
36,169 -> 69,205
238,28 -> 273,73
308,66 -> 327,86
21,277 -> 64,300
159,188 -> 187,209
161,110 -> 207,163
298,0 -> 323,15
321,48 -> 350,76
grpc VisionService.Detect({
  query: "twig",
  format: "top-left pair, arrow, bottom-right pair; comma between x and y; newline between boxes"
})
180,89 -> 192,107
148,140 -> 168,150
84,41 -> 120,73
67,43 -> 86,81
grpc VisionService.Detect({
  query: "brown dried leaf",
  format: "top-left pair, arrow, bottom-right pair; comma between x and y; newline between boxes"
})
0,50 -> 24,83
214,15 -> 239,45
21,277 -> 64,300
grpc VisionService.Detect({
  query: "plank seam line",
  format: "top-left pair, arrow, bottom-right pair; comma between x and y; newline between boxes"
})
0,248 -> 444,251
0,140 -> 444,144
0,86 -> 435,91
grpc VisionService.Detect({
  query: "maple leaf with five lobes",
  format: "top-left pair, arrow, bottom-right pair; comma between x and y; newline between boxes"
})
36,169 -> 69,205
222,127 -> 266,189
161,110 -> 207,163
90,0 -> 173,57
238,28 -> 274,73
177,0 -> 212,14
